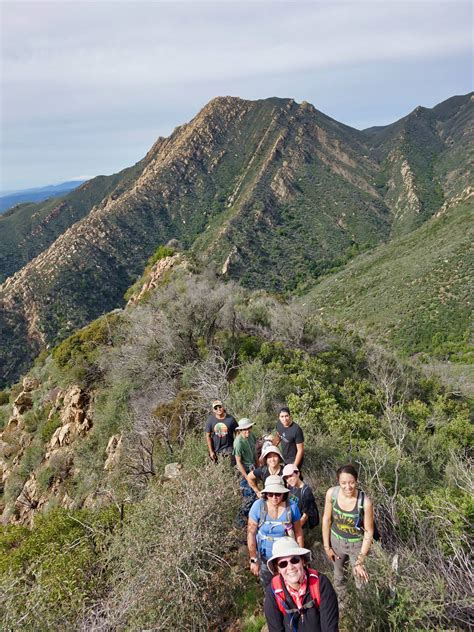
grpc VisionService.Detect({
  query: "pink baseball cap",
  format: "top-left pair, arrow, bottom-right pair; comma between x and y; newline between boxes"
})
282,464 -> 299,477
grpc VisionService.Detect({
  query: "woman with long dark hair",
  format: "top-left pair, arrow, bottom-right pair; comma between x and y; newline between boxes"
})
322,464 -> 374,600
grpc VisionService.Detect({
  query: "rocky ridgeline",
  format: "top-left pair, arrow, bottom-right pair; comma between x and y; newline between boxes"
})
126,252 -> 187,305
0,378 -> 122,525
1,94 -> 472,388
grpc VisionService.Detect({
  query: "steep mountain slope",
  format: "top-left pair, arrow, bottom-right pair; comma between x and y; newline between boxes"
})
0,97 -> 390,386
362,93 -> 473,236
0,161 -> 148,283
307,189 -> 473,365
0,94 -> 472,387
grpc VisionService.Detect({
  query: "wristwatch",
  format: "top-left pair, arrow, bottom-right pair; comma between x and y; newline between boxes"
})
250,557 -> 258,564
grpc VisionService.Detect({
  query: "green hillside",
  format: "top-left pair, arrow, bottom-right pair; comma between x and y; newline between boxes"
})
0,159 -> 148,283
307,195 -> 473,371
0,94 -> 472,388
0,265 -> 471,630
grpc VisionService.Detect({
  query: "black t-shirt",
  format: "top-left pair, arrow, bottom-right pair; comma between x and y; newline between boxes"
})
276,420 -> 304,464
288,483 -> 319,527
253,464 -> 284,483
205,414 -> 237,454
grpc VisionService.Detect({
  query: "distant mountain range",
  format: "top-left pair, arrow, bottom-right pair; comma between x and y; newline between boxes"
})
0,93 -> 472,387
0,180 -> 87,214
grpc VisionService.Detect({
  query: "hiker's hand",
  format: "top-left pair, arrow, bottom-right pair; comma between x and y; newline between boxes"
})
249,560 -> 260,577
325,547 -> 338,562
209,452 -> 217,463
354,562 -> 369,583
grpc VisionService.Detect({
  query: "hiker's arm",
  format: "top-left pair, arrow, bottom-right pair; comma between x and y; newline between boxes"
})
300,512 -> 308,527
322,488 -> 337,561
235,454 -> 248,479
247,470 -> 261,497
293,519 -> 304,548
247,518 -> 260,577
294,441 -> 304,469
205,432 -> 216,461
354,496 -> 374,582
264,585 -> 285,632
318,574 -> 339,632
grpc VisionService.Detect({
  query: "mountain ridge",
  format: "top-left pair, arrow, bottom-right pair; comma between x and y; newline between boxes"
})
1,92 -> 472,386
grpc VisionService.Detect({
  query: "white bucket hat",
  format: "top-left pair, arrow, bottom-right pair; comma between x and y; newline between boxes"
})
236,418 -> 254,431
261,475 -> 289,495
261,444 -> 283,462
267,536 -> 312,573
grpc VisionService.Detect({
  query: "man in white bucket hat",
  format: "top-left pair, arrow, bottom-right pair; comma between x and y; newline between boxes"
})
264,536 -> 339,631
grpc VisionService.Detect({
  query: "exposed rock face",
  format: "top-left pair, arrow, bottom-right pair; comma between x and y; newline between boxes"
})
0,381 -> 94,525
12,391 -> 33,416
127,253 -> 186,305
47,386 -> 91,454
104,434 -> 122,471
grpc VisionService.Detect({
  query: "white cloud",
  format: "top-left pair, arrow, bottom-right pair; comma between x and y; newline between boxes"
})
1,1 -> 472,189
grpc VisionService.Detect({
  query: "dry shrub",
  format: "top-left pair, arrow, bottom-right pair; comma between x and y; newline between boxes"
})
83,461 -> 242,631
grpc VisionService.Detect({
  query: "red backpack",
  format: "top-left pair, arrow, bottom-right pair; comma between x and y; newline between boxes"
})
271,568 -> 321,617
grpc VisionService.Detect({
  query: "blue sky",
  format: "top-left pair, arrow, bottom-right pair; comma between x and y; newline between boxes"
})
1,0 -> 472,191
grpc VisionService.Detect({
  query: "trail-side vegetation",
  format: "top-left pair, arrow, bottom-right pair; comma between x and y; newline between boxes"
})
0,270 -> 472,630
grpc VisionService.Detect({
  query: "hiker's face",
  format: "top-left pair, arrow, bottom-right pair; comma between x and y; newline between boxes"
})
241,428 -> 251,438
284,472 -> 299,485
277,555 -> 305,586
279,411 -> 291,427
266,454 -> 280,468
267,492 -> 284,507
338,473 -> 357,496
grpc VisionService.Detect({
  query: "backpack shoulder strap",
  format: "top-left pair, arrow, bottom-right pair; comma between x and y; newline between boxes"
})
307,569 -> 321,607
285,499 -> 292,523
271,575 -> 287,615
258,499 -> 268,528
358,490 -> 365,516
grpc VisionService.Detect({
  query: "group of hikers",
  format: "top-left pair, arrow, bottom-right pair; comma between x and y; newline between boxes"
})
205,400 -> 375,631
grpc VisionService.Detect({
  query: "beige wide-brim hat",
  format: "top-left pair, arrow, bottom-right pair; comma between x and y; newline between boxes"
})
261,444 -> 284,462
267,536 -> 312,574
236,418 -> 254,431
261,475 -> 288,495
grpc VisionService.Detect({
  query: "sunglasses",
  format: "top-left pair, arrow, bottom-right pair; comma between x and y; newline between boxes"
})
213,405 -> 223,410
266,492 -> 284,498
277,556 -> 301,569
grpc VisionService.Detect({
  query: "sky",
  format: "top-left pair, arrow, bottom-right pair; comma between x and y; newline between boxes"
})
1,0 -> 472,191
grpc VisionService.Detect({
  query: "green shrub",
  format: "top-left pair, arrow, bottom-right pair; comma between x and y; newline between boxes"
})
101,462 -> 241,631
39,411 -> 62,442
0,507 -> 119,630
18,440 -> 44,478
0,405 -> 9,432
0,391 -> 9,406
3,472 -> 26,504
51,312 -> 121,385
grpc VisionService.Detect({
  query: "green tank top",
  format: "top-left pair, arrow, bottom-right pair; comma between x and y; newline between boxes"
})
331,489 -> 363,542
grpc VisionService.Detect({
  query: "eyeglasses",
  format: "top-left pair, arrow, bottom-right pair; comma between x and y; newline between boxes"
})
277,556 -> 301,569
266,492 -> 284,498
213,405 -> 223,410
